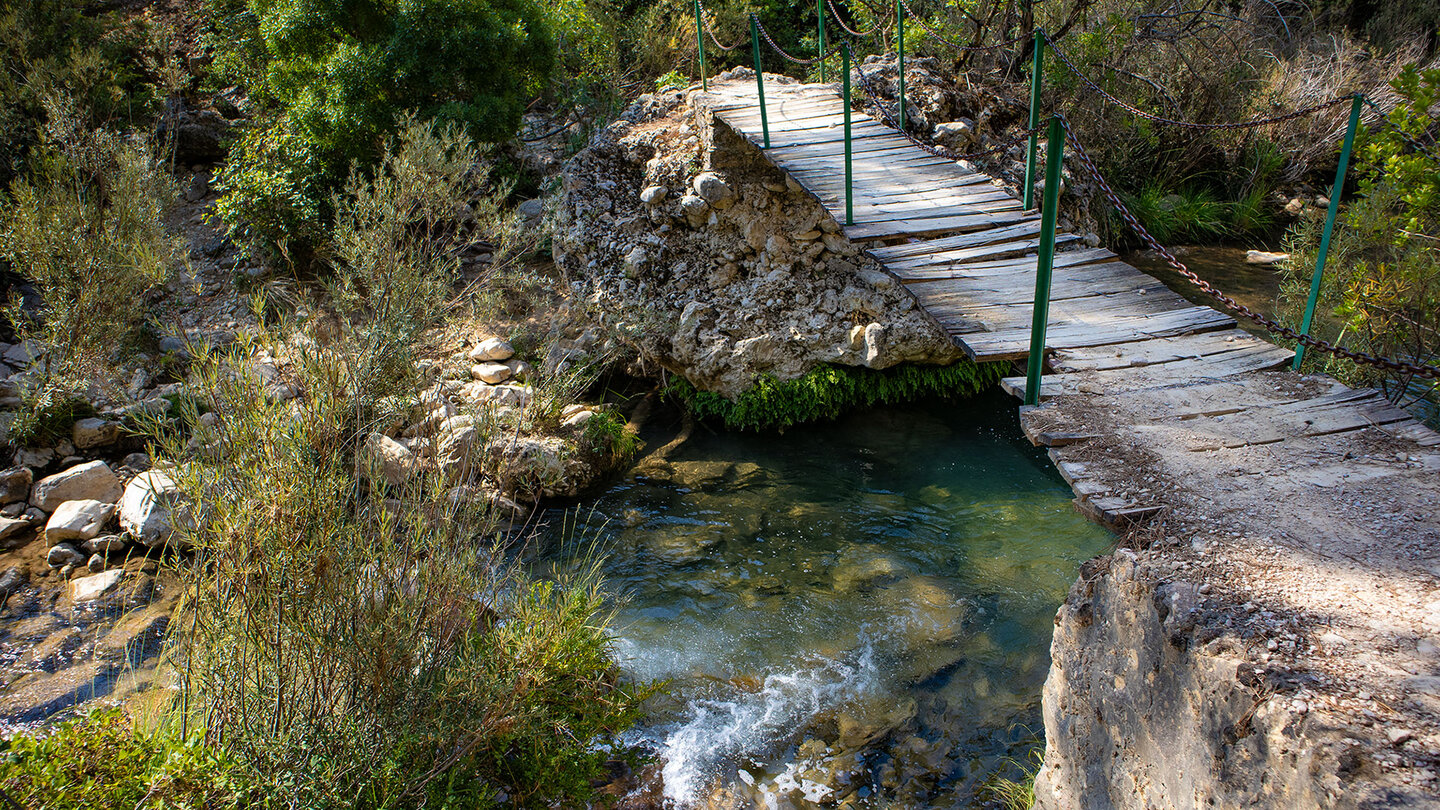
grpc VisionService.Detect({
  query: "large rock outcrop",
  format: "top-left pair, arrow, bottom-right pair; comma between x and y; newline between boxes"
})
555,72 -> 964,398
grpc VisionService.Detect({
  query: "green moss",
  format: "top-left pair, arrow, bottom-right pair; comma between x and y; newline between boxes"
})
667,361 -> 1003,432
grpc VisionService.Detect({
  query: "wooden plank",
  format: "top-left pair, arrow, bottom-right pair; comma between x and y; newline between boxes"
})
844,209 -> 1036,240
814,185 -> 1016,212
1049,330 -> 1290,373
884,236 -> 1079,274
999,342 -> 1297,399
963,306 -> 1237,361
869,221 -> 1045,259
889,244 -> 1108,276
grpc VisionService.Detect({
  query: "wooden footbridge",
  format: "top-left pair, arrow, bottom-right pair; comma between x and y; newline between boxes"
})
700,76 -> 1439,525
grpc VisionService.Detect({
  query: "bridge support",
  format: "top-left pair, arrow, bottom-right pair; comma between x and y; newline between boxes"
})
1025,115 -> 1065,406
896,0 -> 905,131
1023,29 -> 1044,210
1293,93 -> 1362,371
751,15 -> 770,148
843,46 -> 854,225
817,0 -> 826,82
693,0 -> 707,91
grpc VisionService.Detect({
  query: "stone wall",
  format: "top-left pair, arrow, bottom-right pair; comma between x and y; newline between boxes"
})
554,72 -> 963,399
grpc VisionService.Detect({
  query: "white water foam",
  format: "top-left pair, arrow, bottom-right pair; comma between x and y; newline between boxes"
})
639,644 -> 881,806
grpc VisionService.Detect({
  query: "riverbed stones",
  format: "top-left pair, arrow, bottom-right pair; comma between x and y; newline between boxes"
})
71,568 -> 124,602
31,461 -> 123,511
640,185 -> 667,205
118,470 -> 191,548
44,500 -> 115,543
831,546 -> 911,593
471,362 -> 512,384
360,433 -> 419,487
0,467 -> 32,505
47,542 -> 83,568
468,337 -> 514,362
0,516 -> 31,545
71,417 -> 121,449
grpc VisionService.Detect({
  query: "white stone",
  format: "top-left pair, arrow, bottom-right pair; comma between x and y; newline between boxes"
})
47,542 -> 83,568
360,433 -> 419,487
83,535 -> 128,555
640,185 -> 667,205
467,338 -> 514,362
72,417 -> 121,449
692,172 -> 734,208
562,410 -> 597,429
44,499 -> 114,543
471,362 -> 512,384
71,569 -> 124,602
118,470 -> 192,548
31,461 -> 123,511
0,516 -> 31,543
1245,250 -> 1289,265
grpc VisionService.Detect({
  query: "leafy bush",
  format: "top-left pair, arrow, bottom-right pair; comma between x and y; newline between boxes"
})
211,0 -> 557,254
0,710 -> 248,809
146,119 -> 651,806
669,361 -> 1002,432
1280,63 -> 1440,412
0,0 -> 160,186
0,96 -> 181,410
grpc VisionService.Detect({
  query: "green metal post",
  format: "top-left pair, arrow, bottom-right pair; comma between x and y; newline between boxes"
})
1024,115 -> 1065,407
896,0 -> 905,130
1293,93 -> 1363,371
817,0 -> 826,82
751,15 -> 770,148
694,0 -> 707,91
1022,29 -> 1044,210
843,46 -> 853,225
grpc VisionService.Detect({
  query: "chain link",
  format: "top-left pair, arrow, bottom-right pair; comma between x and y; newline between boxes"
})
825,0 -> 880,38
1046,36 -> 1353,131
753,13 -> 824,65
697,0 -> 744,51
1057,115 -> 1440,380
848,44 -> 1035,161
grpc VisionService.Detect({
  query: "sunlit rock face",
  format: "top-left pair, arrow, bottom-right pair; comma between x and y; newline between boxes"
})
555,74 -> 963,399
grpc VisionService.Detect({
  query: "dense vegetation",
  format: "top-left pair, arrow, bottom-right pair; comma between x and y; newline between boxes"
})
0,0 -> 1436,803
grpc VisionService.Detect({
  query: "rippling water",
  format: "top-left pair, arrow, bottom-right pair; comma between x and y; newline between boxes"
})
542,390 -> 1113,807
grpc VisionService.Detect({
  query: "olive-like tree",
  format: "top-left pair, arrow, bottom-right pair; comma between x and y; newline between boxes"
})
214,0 -> 555,256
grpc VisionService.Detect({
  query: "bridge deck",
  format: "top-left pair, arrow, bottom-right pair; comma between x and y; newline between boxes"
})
705,77 -> 1438,525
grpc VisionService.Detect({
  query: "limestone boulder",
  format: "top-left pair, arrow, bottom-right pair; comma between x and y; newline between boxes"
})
468,338 -> 515,362
360,433 -> 420,487
71,569 -> 124,603
44,499 -> 115,543
0,467 -> 33,505
72,417 -> 122,449
31,461 -> 122,511
118,470 -> 193,548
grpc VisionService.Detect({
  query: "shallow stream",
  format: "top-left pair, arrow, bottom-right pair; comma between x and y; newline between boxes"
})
541,391 -> 1113,807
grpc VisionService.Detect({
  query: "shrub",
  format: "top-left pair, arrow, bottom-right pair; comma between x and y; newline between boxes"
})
0,709 -> 248,809
669,361 -> 1002,432
0,95 -> 181,411
210,0 -> 557,254
1280,63 -> 1440,412
147,119 -> 651,806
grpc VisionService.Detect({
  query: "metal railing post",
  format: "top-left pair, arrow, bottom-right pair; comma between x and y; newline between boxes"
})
1023,29 -> 1045,210
751,15 -> 770,148
1025,115 -> 1065,406
843,45 -> 854,225
817,0 -> 826,82
1293,92 -> 1363,371
694,0 -> 707,91
896,0 -> 905,130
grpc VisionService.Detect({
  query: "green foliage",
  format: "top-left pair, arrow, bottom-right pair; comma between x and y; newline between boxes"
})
0,710 -> 248,809
1280,63 -> 1440,411
655,70 -> 689,92
0,96 -> 181,411
980,748 -> 1044,810
669,361 -> 1002,432
5,392 -> 95,447
582,408 -> 639,458
0,0 -> 159,185
210,0 -> 557,253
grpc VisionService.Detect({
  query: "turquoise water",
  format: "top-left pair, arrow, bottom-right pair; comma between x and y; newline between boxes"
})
543,390 -> 1113,807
